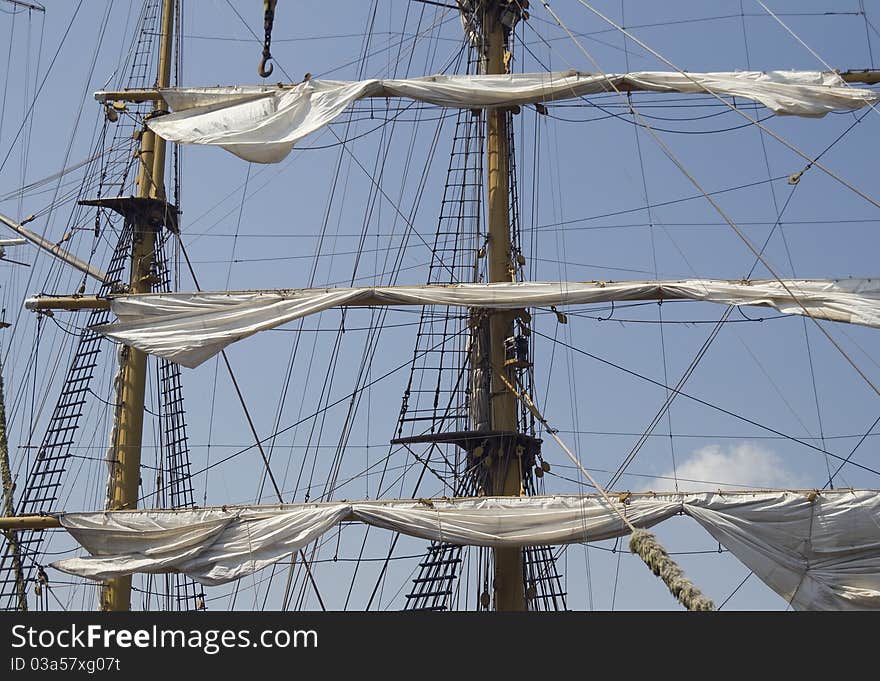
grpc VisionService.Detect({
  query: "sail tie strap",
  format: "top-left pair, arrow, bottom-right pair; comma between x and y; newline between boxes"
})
496,369 -> 716,611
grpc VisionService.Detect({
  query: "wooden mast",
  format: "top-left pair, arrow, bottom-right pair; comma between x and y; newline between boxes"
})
482,1 -> 525,612
0,336 -> 27,611
101,0 -> 176,612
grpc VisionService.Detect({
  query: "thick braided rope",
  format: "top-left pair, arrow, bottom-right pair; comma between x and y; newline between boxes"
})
630,529 -> 716,611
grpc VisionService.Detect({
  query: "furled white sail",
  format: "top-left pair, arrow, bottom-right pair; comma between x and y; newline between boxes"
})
51,491 -> 880,610
147,71 -> 880,163
53,505 -> 349,586
83,278 -> 880,368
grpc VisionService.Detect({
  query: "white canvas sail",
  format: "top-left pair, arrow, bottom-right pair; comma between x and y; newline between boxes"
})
145,70 -> 880,162
52,490 -> 880,610
76,278 -> 880,368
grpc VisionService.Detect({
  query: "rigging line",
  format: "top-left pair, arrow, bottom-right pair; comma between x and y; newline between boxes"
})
547,110 -> 778,133
203,356 -> 219,507
219,354 -> 285,497
284,453 -> 410,502
0,4 -> 17,152
606,307 -> 732,491
552,429 -> 878,441
542,23 -> 743,493
736,106 -> 873,478
610,535 -> 622,610
779,235 -> 834,482
0,0 -> 83,174
164,31 -> 446,44
566,309 -> 784,324
144,270 -> 468,487
323,73 -> 447,507
4,31 -> 114,405
754,0 -> 880,121
364,445 -> 451,610
173,235 -> 284,501
531,328 -> 880,480
521,4 -> 640,61
546,466 -> 777,491
283,8 -> 386,516
718,571 -> 753,610
864,8 -> 880,43
279,5 -> 391,537
1,8 -> 101,363
350,330 -> 470,604
496,369 -> 637,532
737,6 -> 831,481
293,339 -> 351,603
622,6 -> 678,491
0,143 -> 124,203
551,100 -> 757,119
525,11 -> 864,42
176,233 -> 327,611
182,159 -> 279,233
543,1 -> 880,400
520,15 -> 775,139
537,25 -> 582,486
577,542 -> 729,557
314,11 -> 461,80
221,0 -> 294,82
735,330 -> 820,443
505,365 -> 696,610
225,162 -> 276,504
373,27 -> 450,289
860,1 -> 875,68
566,0 -> 880,212
17,0 -> 41,221
837,325 -> 880,372
363,81 -> 481,597
343,19 -> 466,607
755,0 -> 836,70
532,175 -> 789,230
823,413 -> 880,490
552,97 -> 773,111
307,104 -> 440,147
642,123 -> 880,397
327,127 -> 458,281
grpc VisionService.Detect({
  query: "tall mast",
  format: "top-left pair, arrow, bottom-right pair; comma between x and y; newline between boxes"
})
482,1 -> 525,612
101,0 -> 176,612
0,335 -> 26,611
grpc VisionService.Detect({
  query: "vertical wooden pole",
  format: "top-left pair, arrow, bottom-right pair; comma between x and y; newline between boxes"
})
0,352 -> 27,611
101,0 -> 175,612
483,3 -> 525,612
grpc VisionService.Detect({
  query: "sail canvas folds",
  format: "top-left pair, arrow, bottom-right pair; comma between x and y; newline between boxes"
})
52,491 -> 880,610
88,278 -> 880,368
147,71 -> 880,163
52,505 -> 350,586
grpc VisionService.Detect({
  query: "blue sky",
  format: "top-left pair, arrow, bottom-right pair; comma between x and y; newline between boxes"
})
1,1 -> 878,611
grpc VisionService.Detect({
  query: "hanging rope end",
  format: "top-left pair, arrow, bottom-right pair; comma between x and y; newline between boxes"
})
630,528 -> 716,611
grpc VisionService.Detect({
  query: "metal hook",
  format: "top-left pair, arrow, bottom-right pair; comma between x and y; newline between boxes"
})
259,0 -> 277,79
258,55 -> 274,78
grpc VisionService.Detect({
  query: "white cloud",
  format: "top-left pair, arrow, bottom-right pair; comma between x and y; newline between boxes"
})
646,442 -> 805,492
